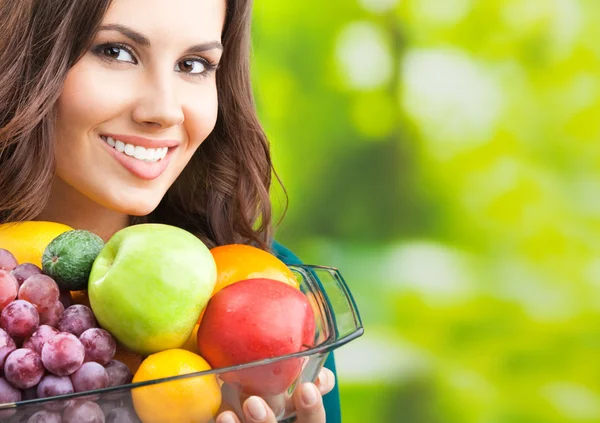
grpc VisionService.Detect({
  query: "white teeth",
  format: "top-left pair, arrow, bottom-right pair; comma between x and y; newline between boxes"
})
124,144 -> 135,156
101,136 -> 168,162
133,146 -> 145,160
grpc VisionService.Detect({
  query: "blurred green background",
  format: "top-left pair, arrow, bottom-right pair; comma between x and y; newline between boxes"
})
252,0 -> 599,422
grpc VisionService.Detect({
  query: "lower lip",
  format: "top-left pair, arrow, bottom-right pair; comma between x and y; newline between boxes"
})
99,136 -> 175,181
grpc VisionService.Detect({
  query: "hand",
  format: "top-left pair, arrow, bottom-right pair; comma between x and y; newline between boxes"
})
216,368 -> 335,423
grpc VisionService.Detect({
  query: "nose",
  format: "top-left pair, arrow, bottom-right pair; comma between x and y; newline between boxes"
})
131,74 -> 184,129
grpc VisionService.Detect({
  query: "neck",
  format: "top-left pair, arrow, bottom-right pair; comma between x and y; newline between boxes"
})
35,177 -> 130,242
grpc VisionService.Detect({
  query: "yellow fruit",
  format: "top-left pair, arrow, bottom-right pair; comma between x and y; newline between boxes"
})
132,349 -> 221,423
0,221 -> 73,267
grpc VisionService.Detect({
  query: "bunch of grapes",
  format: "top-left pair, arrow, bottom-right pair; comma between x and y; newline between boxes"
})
0,249 -> 138,423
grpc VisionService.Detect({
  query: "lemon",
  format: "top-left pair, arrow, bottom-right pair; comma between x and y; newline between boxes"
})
0,221 -> 73,267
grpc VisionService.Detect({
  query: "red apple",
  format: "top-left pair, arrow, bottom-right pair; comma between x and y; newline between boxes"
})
197,278 -> 316,396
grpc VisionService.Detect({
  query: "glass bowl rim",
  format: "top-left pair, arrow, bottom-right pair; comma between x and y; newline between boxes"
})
0,264 -> 364,410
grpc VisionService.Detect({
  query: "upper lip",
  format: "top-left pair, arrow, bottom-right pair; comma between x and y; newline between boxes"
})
101,133 -> 180,149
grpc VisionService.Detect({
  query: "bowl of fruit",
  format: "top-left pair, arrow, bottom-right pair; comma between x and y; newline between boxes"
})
0,222 -> 363,423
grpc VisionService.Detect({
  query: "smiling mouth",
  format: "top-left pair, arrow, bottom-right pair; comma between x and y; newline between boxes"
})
100,135 -> 168,163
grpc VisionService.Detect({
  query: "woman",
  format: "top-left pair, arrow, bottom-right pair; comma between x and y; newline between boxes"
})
0,0 -> 340,422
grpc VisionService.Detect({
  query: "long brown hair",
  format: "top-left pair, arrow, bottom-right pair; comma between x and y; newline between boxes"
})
0,0 -> 286,250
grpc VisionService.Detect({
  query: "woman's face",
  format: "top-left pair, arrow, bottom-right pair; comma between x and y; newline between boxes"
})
54,0 -> 226,216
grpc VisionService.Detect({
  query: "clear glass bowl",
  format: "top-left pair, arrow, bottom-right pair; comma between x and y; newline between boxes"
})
0,265 -> 363,423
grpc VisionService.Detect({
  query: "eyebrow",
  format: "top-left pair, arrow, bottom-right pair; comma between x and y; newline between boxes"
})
98,24 -> 224,52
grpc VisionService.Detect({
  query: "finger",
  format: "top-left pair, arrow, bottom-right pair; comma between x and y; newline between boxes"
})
314,368 -> 335,396
216,411 -> 242,423
293,383 -> 325,423
243,396 -> 278,423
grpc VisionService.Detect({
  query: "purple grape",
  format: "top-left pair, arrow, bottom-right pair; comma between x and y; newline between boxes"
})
1,300 -> 39,338
106,407 -> 140,423
0,270 -> 19,310
11,263 -> 42,287
0,249 -> 18,271
23,325 -> 59,355
70,361 -> 108,393
62,400 -> 105,423
4,348 -> 44,389
41,332 -> 84,376
38,302 -> 64,327
0,377 -> 21,418
36,374 -> 74,411
57,305 -> 97,337
104,360 -> 132,387
18,275 -> 60,313
26,409 -> 62,423
58,290 -> 72,309
80,328 -> 116,365
0,327 -> 16,367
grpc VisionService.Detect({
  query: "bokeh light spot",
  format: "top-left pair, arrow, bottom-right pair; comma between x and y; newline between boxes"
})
336,21 -> 393,90
401,48 -> 504,155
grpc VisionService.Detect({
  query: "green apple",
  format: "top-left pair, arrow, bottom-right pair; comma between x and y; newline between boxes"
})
88,224 -> 216,356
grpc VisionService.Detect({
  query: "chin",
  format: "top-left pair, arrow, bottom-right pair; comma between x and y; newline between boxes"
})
120,201 -> 162,217
103,192 -> 165,217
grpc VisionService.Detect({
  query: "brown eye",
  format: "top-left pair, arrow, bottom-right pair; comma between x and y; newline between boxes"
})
176,59 -> 206,74
103,46 -> 121,58
95,44 -> 136,64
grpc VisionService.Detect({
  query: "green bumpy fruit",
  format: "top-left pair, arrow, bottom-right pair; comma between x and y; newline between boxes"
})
42,230 -> 104,291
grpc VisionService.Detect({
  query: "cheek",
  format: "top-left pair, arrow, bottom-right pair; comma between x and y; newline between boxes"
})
56,59 -> 132,139
182,84 -> 219,150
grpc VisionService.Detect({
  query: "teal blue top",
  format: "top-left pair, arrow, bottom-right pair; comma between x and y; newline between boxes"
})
271,241 -> 342,423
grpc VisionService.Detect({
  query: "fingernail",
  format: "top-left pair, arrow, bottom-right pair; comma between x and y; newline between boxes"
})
301,383 -> 319,406
317,370 -> 327,387
246,396 -> 267,421
219,413 -> 236,423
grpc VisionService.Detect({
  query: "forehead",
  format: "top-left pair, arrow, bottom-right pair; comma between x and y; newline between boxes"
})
102,0 -> 227,41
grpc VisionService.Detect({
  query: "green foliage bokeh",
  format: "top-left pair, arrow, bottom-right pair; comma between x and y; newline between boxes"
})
253,1 -> 600,422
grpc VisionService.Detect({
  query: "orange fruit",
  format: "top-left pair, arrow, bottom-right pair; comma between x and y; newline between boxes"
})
181,324 -> 200,354
0,221 -> 73,267
209,244 -> 298,296
198,244 -> 299,325
132,349 -> 221,423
